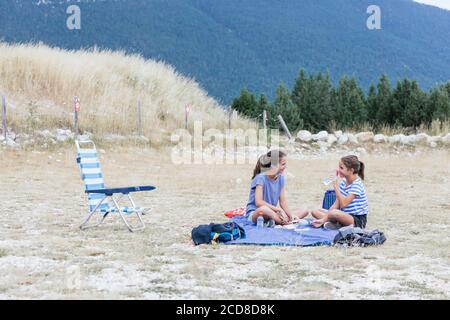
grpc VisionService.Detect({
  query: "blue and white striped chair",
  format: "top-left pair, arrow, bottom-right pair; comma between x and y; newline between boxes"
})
75,140 -> 156,232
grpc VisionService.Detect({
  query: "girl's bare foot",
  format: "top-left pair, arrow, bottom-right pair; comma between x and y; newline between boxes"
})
312,219 -> 325,228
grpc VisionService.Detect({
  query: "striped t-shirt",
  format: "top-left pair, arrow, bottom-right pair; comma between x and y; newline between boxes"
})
339,178 -> 368,216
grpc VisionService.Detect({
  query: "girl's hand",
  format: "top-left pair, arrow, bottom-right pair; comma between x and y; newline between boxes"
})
278,209 -> 291,224
285,211 -> 293,222
334,176 -> 342,190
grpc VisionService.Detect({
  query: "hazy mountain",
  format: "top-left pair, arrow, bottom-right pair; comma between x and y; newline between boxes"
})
1,0 -> 449,104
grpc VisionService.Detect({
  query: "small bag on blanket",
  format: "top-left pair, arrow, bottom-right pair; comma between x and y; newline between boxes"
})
333,226 -> 386,247
191,222 -> 246,245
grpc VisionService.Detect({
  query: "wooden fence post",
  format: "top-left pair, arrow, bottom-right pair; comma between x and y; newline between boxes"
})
137,100 -> 142,136
2,95 -> 7,141
277,115 -> 293,140
262,110 -> 267,130
74,96 -> 80,134
228,107 -> 233,130
185,104 -> 191,130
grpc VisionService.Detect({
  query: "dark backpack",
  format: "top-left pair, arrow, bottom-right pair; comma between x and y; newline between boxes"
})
334,227 -> 386,247
191,222 -> 245,245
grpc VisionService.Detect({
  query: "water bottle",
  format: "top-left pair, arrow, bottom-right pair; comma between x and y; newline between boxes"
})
323,169 -> 340,187
257,216 -> 264,229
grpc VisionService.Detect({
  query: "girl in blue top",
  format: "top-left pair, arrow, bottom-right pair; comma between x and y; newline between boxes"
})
311,155 -> 369,229
246,150 -> 309,225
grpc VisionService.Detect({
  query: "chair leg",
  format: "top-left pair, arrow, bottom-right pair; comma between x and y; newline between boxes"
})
111,196 -> 145,232
80,196 -> 108,230
80,211 -> 108,230
128,194 -> 153,215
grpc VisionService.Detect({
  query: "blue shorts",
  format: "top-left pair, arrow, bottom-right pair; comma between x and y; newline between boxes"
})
246,210 -> 255,222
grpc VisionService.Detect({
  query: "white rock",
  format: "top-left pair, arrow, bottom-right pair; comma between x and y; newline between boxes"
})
39,129 -> 55,139
429,136 -> 442,143
296,130 -> 312,142
356,147 -> 367,154
312,131 -> 328,141
0,135 -> 4,142
348,133 -> 358,144
327,134 -> 337,145
373,134 -> 387,143
442,133 -> 450,145
429,141 -> 437,148
77,134 -> 91,142
400,135 -> 416,145
6,138 -> 17,147
317,141 -> 329,152
56,134 -> 70,142
415,133 -> 430,144
334,130 -> 343,139
356,131 -> 374,143
338,133 -> 349,145
56,129 -> 66,136
388,134 -> 405,144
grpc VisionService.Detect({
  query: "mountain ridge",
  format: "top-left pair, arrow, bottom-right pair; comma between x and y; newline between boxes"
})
1,0 -> 449,104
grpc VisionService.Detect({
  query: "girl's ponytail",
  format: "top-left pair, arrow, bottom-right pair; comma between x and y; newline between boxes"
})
252,149 -> 287,179
341,155 -> 365,180
252,162 -> 262,179
358,161 -> 365,180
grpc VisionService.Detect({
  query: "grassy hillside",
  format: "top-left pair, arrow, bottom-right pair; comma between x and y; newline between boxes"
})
0,42 -> 255,139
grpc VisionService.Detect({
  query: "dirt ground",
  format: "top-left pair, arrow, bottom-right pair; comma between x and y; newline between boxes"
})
0,146 -> 449,299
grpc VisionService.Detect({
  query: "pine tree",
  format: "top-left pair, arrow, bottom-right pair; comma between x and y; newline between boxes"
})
334,76 -> 367,129
443,82 -> 450,101
392,79 -> 427,128
274,82 -> 303,132
428,87 -> 450,123
367,83 -> 378,128
292,70 -> 332,131
404,80 -> 427,128
390,80 -> 408,127
231,88 -> 259,119
375,74 -> 393,126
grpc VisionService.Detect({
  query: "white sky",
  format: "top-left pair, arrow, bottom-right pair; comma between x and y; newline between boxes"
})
414,0 -> 450,10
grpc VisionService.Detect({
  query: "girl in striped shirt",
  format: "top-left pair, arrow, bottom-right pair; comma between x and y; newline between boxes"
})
311,155 -> 368,229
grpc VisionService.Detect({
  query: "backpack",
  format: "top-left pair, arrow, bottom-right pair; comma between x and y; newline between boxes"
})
322,189 -> 336,210
333,226 -> 386,247
191,222 -> 245,245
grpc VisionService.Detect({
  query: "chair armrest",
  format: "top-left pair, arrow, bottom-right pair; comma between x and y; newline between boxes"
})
85,185 -> 156,196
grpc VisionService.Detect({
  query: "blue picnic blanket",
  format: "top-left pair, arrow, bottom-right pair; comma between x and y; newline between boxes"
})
226,216 -> 338,247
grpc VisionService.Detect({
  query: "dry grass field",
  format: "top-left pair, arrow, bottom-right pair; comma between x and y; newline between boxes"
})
0,147 -> 449,299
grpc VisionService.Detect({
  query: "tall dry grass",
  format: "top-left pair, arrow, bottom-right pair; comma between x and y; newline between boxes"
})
0,42 -> 256,138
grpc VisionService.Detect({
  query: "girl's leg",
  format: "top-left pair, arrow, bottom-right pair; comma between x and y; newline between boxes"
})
291,208 -> 309,219
251,206 -> 284,225
311,208 -> 328,219
327,209 -> 355,226
312,209 -> 354,228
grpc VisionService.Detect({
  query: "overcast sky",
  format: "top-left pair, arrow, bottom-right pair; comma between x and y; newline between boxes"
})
414,0 -> 450,10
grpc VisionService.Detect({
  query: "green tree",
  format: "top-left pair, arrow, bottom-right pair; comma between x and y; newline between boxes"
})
366,83 -> 378,128
428,87 -> 450,122
231,88 -> 259,119
274,82 -> 303,132
334,76 -> 367,128
292,70 -> 332,131
391,79 -> 427,128
374,74 -> 393,126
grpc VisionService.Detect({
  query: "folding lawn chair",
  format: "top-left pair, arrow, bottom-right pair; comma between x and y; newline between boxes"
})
75,140 -> 156,232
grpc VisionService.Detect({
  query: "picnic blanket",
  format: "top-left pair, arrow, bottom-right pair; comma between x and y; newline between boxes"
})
226,216 -> 338,247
